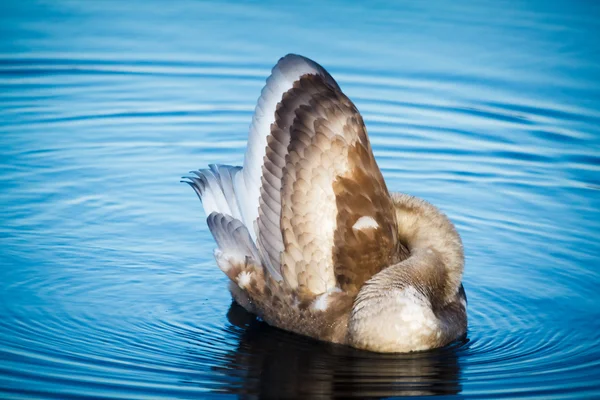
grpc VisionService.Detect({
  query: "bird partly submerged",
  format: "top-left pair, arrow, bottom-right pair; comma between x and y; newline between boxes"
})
183,54 -> 467,353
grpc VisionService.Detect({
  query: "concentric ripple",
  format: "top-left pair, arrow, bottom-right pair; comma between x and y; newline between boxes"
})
2,0 -> 600,398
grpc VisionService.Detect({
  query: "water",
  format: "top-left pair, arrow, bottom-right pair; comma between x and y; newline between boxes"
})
1,0 -> 599,398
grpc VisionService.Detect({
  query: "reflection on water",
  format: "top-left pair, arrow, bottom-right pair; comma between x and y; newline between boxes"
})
1,0 -> 600,398
211,302 -> 463,398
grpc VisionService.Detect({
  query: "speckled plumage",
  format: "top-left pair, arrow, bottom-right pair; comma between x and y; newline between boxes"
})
184,54 -> 467,353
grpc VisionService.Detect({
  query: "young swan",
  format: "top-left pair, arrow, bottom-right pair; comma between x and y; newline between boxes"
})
183,54 -> 467,353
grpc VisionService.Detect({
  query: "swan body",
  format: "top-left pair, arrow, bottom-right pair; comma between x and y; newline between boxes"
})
184,54 -> 466,352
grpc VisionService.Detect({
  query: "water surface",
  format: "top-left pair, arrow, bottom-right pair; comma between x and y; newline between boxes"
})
1,0 -> 600,398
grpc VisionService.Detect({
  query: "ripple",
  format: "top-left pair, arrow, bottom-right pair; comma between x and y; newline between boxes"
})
2,0 -> 600,397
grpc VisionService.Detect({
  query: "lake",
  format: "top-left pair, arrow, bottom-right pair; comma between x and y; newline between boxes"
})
1,0 -> 600,398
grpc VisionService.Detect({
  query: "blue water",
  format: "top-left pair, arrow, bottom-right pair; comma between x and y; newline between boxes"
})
2,0 -> 600,398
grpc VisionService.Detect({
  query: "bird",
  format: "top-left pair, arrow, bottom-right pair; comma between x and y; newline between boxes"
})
183,54 -> 467,353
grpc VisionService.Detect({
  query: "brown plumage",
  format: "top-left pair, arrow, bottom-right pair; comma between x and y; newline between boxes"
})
183,54 -> 467,352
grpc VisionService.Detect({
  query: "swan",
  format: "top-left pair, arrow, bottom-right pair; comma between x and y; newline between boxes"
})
183,54 -> 467,352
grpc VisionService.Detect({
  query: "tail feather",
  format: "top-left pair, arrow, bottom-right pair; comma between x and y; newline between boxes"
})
208,164 -> 243,222
183,164 -> 262,270
207,212 -> 260,263
184,164 -> 243,221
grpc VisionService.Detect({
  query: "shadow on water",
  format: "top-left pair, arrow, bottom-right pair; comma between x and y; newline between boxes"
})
183,302 -> 466,398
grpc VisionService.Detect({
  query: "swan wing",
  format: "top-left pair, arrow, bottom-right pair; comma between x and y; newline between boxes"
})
241,54 -> 338,229
185,55 -> 398,294
258,69 -> 399,295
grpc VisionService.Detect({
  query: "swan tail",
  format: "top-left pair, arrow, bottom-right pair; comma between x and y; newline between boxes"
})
206,212 -> 261,275
183,166 -> 264,278
182,164 -> 244,222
